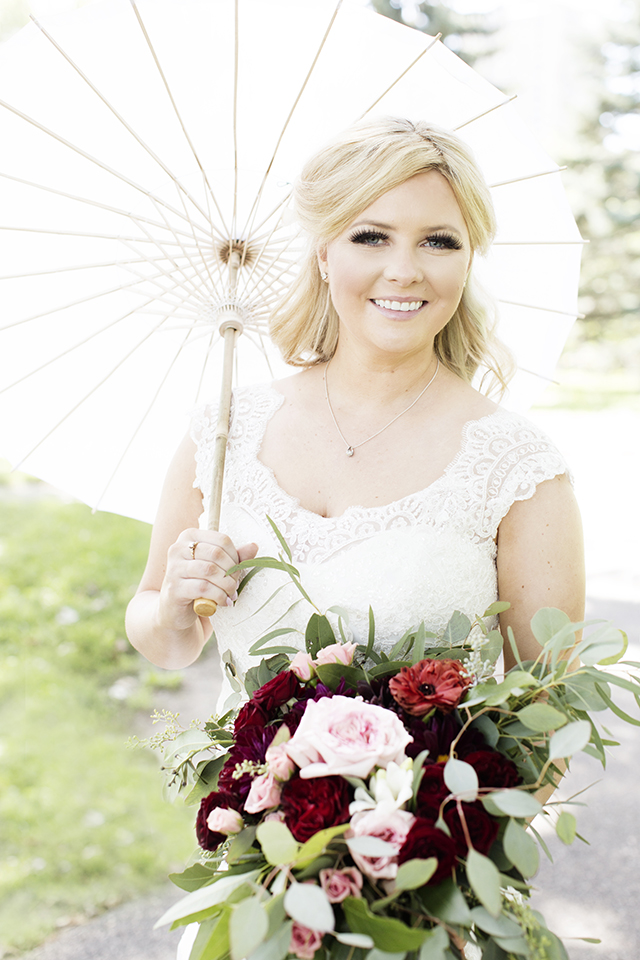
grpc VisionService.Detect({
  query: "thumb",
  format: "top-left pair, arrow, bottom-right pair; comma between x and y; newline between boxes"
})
237,542 -> 259,562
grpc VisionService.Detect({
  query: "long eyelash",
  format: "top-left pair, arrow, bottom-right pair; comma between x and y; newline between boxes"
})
427,232 -> 463,250
349,228 -> 388,244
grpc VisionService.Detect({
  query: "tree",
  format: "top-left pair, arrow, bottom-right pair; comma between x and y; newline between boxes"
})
369,0 -> 499,66
565,6 -> 640,351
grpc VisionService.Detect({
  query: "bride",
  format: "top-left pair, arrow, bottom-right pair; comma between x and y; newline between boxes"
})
126,117 -> 584,690
126,117 -> 584,959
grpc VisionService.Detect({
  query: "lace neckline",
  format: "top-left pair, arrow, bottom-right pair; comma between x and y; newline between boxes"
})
250,383 -> 502,523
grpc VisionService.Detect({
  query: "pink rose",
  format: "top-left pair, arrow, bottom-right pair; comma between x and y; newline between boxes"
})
244,773 -> 282,814
265,741 -> 296,781
206,806 -> 244,836
315,642 -> 357,667
349,808 -> 415,880
264,809 -> 286,823
319,867 -> 363,903
289,922 -> 324,959
290,651 -> 315,681
285,695 -> 412,779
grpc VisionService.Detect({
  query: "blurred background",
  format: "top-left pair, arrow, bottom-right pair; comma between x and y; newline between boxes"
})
0,0 -> 638,957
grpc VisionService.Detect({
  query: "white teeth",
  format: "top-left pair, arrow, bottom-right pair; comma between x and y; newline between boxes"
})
373,300 -> 423,311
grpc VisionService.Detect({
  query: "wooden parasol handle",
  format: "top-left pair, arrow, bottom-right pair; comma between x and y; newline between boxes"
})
193,319 -> 240,618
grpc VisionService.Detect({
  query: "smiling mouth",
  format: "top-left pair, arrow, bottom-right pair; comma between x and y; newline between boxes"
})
372,299 -> 425,312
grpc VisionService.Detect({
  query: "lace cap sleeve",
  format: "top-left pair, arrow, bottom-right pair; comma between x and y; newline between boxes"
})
190,400 -> 220,506
463,411 -> 572,541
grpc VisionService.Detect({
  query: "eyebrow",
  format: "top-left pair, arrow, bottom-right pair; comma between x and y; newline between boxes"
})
351,219 -> 464,237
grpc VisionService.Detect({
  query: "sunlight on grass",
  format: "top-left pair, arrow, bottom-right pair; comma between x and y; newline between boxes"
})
0,498 -> 195,952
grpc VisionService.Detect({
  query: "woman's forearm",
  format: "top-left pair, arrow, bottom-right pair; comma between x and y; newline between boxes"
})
125,589 -> 213,669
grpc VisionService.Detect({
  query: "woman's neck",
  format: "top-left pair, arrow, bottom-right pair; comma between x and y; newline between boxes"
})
324,342 -> 440,410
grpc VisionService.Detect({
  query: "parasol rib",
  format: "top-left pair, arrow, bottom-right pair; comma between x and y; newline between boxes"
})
358,33 -> 442,119
454,95 -> 518,130
490,167 -> 567,188
31,13 -> 223,240
168,181 -> 221,294
128,0 -> 228,242
0,255 -> 176,281
498,300 -> 584,318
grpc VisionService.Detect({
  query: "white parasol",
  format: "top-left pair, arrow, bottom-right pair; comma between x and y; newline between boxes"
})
0,0 -> 583,532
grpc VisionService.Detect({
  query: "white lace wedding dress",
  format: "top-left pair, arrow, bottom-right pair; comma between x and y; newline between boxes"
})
177,381 -> 568,958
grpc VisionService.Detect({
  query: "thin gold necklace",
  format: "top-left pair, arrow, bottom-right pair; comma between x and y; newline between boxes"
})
323,358 -> 440,457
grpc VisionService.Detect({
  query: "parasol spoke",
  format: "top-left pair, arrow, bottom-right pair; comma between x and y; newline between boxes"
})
0,223 -> 206,248
497,299 -> 584,319
238,0 -> 344,243
0,97 -> 217,240
358,33 -> 442,120
168,182 -> 222,295
128,0 -> 230,241
116,239 -> 212,308
0,295 -> 165,395
490,168 -> 567,188
93,313 -> 205,512
493,239 -> 587,245
454,94 -> 518,130
0,254 -> 180,281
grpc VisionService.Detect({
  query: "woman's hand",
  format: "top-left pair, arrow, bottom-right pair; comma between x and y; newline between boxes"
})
157,530 -> 258,632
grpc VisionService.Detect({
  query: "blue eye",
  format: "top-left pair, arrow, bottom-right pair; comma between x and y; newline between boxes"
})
349,229 -> 388,246
424,233 -> 463,250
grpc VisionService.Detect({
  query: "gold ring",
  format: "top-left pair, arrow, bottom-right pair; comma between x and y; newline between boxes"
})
188,540 -> 198,560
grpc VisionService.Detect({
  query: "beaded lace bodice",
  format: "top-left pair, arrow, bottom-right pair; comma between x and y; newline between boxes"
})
191,383 -> 568,701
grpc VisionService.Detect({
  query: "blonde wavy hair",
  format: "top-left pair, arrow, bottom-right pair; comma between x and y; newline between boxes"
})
269,117 -> 513,395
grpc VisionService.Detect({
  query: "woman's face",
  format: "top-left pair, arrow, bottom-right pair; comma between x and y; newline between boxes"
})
318,170 -> 471,361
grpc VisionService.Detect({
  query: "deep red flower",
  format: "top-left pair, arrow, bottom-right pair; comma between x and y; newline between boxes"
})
280,775 -> 351,843
218,724 -> 278,800
252,671 -> 303,713
464,750 -> 521,790
398,817 -> 457,885
234,699 -> 269,732
196,791 -> 243,851
415,763 -> 448,818
444,802 -> 499,858
389,659 -> 472,716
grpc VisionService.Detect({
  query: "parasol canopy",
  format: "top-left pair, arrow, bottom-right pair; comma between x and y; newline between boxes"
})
0,0 -> 583,524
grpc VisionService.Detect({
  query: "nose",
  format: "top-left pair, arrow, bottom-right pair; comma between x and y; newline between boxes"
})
382,244 -> 424,286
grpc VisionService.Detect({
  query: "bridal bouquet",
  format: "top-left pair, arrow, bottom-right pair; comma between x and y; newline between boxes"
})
154,541 -> 639,960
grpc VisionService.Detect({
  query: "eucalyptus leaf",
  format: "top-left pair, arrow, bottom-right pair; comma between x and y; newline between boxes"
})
563,674 -> 610,712
266,515 -> 293,560
575,622 -> 626,666
470,713 -> 499,748
190,912 -> 230,960
548,720 -> 592,761
483,790 -> 542,818
155,870 -> 261,928
516,703 -> 568,733
418,927 -> 450,960
442,610 -> 472,646
315,662 -> 363,692
284,882 -> 335,932
305,613 -> 336,657
530,607 -> 572,645
418,879 -> 472,925
556,810 -> 577,845
342,897 -> 428,951
249,628 -> 299,656
257,820 -> 300,866
334,933 -> 375,948
503,819 -> 539,877
168,862 -> 217,893
444,758 -> 479,801
227,826 -> 258,864
246,922 -> 293,960
469,907 -> 521,938
466,849 -> 501,918
230,896 -> 269,960
482,629 -> 505,665
347,836 -> 398,857
367,950 -> 406,960
412,622 -> 427,664
294,824 -> 349,867
494,935 -> 530,955
395,857 -> 437,890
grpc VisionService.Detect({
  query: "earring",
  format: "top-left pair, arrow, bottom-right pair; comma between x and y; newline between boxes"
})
320,271 -> 328,282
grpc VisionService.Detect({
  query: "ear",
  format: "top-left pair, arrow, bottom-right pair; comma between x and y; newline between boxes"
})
316,243 -> 328,274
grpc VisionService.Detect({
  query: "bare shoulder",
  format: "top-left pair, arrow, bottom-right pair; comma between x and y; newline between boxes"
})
433,366 -> 499,425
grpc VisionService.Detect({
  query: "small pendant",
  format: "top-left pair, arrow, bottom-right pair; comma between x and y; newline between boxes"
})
346,446 -> 354,457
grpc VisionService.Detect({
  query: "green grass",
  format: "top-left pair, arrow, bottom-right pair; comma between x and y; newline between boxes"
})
0,497 -> 195,953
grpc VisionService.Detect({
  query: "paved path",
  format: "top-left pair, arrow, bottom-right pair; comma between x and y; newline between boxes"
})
16,408 -> 640,960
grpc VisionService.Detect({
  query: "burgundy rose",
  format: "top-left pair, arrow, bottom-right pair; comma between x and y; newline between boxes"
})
234,698 -> 269,732
398,817 -> 457,886
252,671 -> 303,713
444,802 -> 499,858
280,775 -> 351,843
196,791 -> 243,851
415,763 -> 448,818
389,659 -> 472,716
464,750 -> 521,790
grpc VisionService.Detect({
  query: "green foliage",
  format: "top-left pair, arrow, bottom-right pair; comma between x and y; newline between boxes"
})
0,498 -> 194,951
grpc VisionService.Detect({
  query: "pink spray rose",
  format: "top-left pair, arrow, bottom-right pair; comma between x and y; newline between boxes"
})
315,642 -> 357,667
205,806 -> 244,836
290,651 -> 316,681
244,772 -> 282,814
289,922 -> 324,959
265,740 -> 296,781
285,695 -> 412,779
349,807 -> 415,880
319,867 -> 363,903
